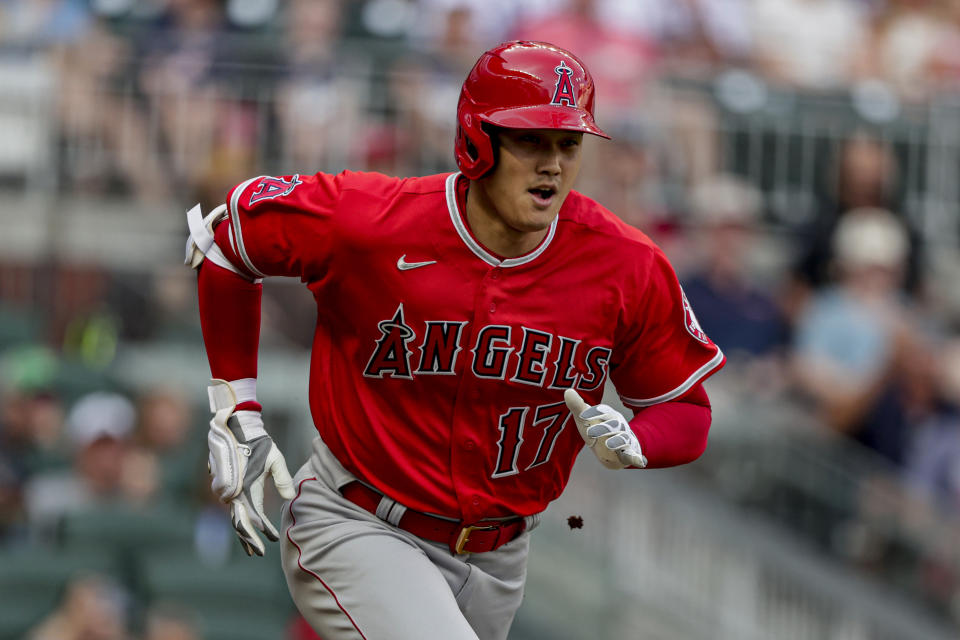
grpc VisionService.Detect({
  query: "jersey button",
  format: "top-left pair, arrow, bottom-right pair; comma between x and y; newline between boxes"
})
489,303 -> 496,313
490,269 -> 500,280
465,440 -> 475,450
471,496 -> 480,506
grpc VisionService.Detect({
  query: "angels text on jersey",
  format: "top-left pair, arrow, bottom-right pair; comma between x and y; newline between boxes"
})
363,303 -> 610,392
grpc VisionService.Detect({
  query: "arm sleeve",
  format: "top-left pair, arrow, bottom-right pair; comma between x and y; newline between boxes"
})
629,382 -> 712,468
611,247 -> 725,409
198,259 -> 261,382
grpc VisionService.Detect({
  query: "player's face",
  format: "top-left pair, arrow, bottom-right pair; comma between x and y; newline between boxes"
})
475,128 -> 583,240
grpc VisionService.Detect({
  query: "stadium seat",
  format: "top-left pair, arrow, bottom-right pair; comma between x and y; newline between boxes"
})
59,502 -> 196,555
140,550 -> 294,640
0,306 -> 42,350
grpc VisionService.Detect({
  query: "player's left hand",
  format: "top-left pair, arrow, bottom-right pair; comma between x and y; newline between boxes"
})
564,389 -> 647,469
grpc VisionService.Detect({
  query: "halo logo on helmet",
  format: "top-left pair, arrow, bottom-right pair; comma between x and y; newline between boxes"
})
551,61 -> 577,107
454,41 -> 611,180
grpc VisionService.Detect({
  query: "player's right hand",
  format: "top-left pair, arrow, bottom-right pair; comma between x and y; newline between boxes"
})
207,380 -> 296,556
564,388 -> 647,470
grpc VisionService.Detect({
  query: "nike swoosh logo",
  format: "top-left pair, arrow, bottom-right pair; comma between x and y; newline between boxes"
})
397,255 -> 437,271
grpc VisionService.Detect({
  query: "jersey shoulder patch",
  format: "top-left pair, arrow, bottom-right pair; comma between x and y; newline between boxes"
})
248,174 -> 302,207
680,287 -> 710,344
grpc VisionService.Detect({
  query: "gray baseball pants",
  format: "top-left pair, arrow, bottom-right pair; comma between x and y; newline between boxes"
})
280,437 -> 534,639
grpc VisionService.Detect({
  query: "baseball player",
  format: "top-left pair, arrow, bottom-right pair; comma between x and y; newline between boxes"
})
185,41 -> 724,640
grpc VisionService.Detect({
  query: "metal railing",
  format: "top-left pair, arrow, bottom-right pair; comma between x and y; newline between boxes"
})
516,431 -> 959,640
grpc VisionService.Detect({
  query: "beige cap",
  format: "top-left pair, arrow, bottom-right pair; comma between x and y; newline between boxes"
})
832,207 -> 908,269
690,173 -> 763,225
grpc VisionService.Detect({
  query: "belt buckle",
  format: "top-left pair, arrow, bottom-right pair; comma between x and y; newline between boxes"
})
454,524 -> 497,554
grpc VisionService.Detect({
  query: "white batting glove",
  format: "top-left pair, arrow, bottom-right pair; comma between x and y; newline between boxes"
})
564,389 -> 647,470
207,379 -> 296,556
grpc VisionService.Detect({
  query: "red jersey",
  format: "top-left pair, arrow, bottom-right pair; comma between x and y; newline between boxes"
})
218,171 -> 724,521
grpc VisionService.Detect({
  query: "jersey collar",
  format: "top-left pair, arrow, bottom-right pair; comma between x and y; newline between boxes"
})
445,172 -> 557,268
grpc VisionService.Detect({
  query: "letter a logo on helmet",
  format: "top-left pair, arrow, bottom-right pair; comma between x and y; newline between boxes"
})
551,61 -> 577,107
455,41 -> 610,180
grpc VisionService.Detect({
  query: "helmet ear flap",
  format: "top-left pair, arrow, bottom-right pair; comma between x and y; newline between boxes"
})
480,123 -> 500,173
455,114 -> 496,179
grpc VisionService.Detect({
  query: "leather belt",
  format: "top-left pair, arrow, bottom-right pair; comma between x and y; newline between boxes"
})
340,481 -> 526,555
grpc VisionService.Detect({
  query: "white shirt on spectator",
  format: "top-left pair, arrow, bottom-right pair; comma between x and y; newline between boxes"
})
751,0 -> 867,90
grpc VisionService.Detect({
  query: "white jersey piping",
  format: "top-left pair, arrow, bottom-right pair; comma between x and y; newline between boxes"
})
229,175 -> 268,278
619,347 -> 725,408
444,172 -> 557,268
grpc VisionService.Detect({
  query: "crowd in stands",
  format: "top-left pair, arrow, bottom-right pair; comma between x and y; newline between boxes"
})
2,0 -> 960,637
0,0 -> 959,203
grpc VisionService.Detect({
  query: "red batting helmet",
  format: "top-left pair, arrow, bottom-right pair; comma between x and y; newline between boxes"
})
455,41 -> 610,179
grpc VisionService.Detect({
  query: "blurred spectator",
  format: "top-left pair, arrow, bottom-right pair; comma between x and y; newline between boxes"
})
904,338 -> 960,514
408,1 -> 510,68
27,572 -> 131,640
512,0 -> 724,185
578,123 -> 667,233
516,0 -> 670,43
510,0 -> 660,121
142,603 -> 202,640
276,0 -> 343,86
826,134 -> 900,231
791,207 -> 926,465
409,0 -> 519,47
0,0 -> 91,52
132,388 -> 203,502
55,19 -> 167,200
23,391 -> 139,540
791,133 -> 922,304
273,0 -> 361,174
0,388 -> 66,539
0,348 -> 66,540
655,0 -> 755,72
515,0 -> 753,73
134,389 -> 191,453
137,0 -> 238,200
750,0 -> 869,90
0,381 -> 66,475
924,0 -> 960,91
390,2 -> 489,174
682,174 -> 789,369
861,0 -> 942,101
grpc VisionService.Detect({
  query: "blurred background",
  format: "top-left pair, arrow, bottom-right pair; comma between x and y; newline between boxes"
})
2,0 -> 960,638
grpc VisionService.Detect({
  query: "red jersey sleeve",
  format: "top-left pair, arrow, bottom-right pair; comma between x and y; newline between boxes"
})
611,247 -> 725,409
225,172 -> 341,280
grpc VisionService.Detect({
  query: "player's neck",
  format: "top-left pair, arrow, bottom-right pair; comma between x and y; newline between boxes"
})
463,181 -> 550,259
